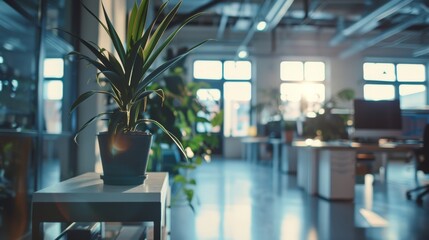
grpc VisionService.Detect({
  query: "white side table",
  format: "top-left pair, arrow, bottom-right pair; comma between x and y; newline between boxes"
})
32,172 -> 169,240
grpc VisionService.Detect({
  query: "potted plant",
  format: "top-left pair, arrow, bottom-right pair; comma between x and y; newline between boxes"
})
303,88 -> 355,141
69,0 -> 207,185
252,87 -> 293,140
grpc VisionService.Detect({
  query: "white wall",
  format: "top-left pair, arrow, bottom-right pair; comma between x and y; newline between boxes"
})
77,0 -> 101,174
77,0 -> 127,174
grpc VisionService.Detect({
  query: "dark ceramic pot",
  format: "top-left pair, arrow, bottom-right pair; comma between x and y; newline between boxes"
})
97,132 -> 152,185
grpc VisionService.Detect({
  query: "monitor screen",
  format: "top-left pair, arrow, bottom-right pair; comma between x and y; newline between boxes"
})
265,120 -> 282,138
402,110 -> 429,140
353,99 -> 402,139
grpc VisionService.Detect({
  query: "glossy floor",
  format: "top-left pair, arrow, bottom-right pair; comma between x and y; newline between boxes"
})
170,159 -> 429,240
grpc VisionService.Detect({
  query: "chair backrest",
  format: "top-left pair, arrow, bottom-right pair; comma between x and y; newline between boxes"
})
424,124 -> 429,147
417,124 -> 429,173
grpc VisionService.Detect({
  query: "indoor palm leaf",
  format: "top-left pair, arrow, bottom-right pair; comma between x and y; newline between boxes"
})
70,0 -> 207,159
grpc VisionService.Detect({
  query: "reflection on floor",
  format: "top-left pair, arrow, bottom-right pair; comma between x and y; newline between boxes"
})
170,159 -> 429,240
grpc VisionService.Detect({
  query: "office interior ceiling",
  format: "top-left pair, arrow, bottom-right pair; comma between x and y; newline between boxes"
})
154,0 -> 429,57
1,0 -> 428,57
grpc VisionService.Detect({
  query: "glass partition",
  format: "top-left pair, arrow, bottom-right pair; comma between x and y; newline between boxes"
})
0,1 -> 38,131
0,0 -> 78,238
39,0 -> 77,188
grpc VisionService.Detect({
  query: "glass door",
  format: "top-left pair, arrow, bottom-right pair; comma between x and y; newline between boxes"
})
193,60 -> 253,155
0,1 -> 79,238
39,0 -> 77,189
0,1 -> 39,239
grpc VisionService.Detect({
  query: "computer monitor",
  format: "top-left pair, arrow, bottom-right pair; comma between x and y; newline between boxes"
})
402,110 -> 429,140
353,99 -> 402,140
265,120 -> 282,138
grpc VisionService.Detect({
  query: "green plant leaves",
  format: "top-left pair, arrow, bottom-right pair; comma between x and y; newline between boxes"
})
138,40 -> 209,92
72,0 -> 208,162
70,90 -> 117,113
211,111 -> 224,127
136,119 -> 188,162
127,0 -> 149,48
142,1 -> 181,62
74,112 -> 112,143
101,2 -> 126,66
141,11 -> 206,80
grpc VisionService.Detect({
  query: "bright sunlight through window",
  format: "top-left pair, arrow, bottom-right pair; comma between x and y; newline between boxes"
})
280,61 -> 304,81
224,82 -> 251,137
193,60 -> 222,80
224,61 -> 251,80
363,63 -> 395,81
363,62 -> 427,108
397,64 -> 426,82
364,84 -> 395,100
280,60 -> 326,118
44,58 -> 64,78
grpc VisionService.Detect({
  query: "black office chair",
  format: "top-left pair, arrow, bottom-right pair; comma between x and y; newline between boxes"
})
406,124 -> 429,204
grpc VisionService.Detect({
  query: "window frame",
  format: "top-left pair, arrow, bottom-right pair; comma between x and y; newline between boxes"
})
191,58 -> 254,138
362,59 -> 428,109
279,58 -> 330,119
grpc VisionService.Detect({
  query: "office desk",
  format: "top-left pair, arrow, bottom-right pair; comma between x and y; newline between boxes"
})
269,138 -> 297,173
32,172 -> 169,240
293,140 -> 420,200
241,137 -> 268,162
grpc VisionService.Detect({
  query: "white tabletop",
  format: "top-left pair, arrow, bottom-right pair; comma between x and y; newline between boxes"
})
241,136 -> 269,143
292,139 -> 421,151
33,172 -> 168,203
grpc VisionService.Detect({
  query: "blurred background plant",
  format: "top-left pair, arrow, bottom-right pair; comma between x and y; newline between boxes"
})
252,88 -> 297,142
145,47 -> 222,211
253,87 -> 288,125
303,88 -> 355,141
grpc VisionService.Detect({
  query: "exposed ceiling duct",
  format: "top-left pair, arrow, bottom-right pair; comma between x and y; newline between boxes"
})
412,3 -> 429,57
339,15 -> 425,59
330,0 -> 415,47
264,0 -> 295,31
217,14 -> 229,39
236,0 -> 295,57
151,0 -> 429,57
414,45 -> 429,57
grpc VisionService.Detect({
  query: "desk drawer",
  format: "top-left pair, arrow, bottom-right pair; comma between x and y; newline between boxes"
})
322,150 -> 356,172
318,149 -> 356,200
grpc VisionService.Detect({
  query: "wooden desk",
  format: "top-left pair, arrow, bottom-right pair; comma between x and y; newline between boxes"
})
32,172 -> 169,240
292,140 -> 420,200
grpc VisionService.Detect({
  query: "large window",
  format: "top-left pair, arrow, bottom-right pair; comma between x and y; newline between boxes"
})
363,62 -> 427,108
193,60 -> 252,137
280,60 -> 326,119
43,58 -> 64,134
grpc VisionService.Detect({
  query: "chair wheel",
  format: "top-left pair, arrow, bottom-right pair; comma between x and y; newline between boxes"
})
406,192 -> 412,200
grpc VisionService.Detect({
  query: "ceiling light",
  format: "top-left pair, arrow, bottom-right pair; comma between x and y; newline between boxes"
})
238,50 -> 248,59
3,43 -> 14,51
256,21 -> 267,31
